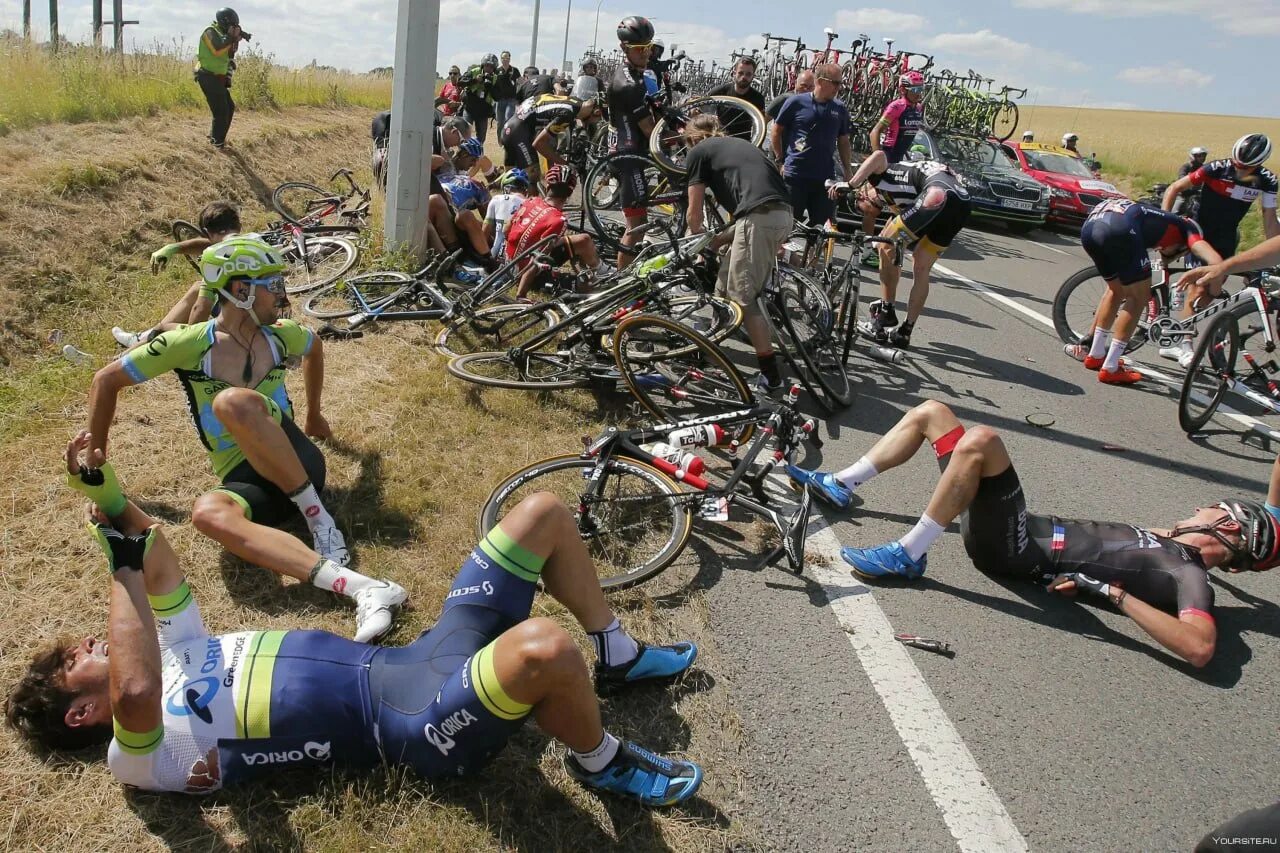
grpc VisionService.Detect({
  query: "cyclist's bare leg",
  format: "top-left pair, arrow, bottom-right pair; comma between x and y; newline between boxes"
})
619,210 -> 647,267
455,209 -> 490,256
904,245 -> 940,325
1111,278 -> 1152,343
567,232 -> 600,267
429,194 -> 459,245
744,312 -> 774,358
160,282 -> 204,327
212,389 -> 310,493
878,238 -> 901,304
190,490 -> 321,581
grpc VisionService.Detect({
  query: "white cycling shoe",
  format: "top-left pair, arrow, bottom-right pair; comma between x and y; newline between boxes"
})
112,327 -> 141,349
1158,344 -> 1190,361
312,524 -> 352,567
354,580 -> 408,643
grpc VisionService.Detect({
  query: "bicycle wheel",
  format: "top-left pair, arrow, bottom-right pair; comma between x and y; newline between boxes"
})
1178,311 -> 1240,433
613,313 -> 755,425
171,219 -> 204,272
584,153 -> 687,254
272,181 -> 344,225
446,349 -> 598,390
649,96 -> 767,175
301,272 -> 413,320
479,455 -> 692,590
282,235 -> 358,295
435,302 -> 562,358
652,294 -> 744,347
1051,267 -> 1148,353
773,267 -> 853,409
992,102 -> 1019,142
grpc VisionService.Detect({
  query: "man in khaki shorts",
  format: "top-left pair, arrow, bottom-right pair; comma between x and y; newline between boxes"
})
683,115 -> 795,394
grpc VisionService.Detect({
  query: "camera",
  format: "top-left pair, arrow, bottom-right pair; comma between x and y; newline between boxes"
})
239,30 -> 253,41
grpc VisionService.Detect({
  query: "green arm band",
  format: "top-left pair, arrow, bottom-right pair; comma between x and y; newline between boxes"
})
66,460 -> 127,518
113,718 -> 163,755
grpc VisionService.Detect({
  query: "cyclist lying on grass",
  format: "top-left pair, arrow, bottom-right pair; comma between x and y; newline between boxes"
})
112,201 -> 244,349
1,434 -> 702,806
86,236 -> 407,643
507,165 -> 613,299
789,400 -> 1280,667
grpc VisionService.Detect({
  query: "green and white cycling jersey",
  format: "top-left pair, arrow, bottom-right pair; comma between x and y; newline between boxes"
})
109,582 -> 377,793
119,320 -> 315,479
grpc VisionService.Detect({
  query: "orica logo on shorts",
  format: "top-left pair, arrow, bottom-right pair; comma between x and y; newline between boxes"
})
424,708 -> 478,756
241,741 -> 332,766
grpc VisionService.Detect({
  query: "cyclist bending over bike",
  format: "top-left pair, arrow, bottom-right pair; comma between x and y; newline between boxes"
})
683,114 -> 794,395
844,150 -> 972,349
1063,199 -> 1222,378
789,399 -> 1280,667
499,94 -> 601,188
507,166 -> 613,299
3,433 -> 701,806
1180,232 -> 1280,292
113,201 -> 244,350
84,236 -> 406,643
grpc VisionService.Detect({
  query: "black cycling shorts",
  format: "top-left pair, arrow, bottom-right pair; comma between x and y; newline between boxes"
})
892,185 -> 971,250
1081,212 -> 1151,284
609,152 -> 651,216
940,459 -> 1053,577
500,124 -> 537,169
218,416 -> 326,527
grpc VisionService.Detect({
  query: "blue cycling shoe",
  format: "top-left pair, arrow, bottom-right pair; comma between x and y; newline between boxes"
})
595,641 -> 697,689
785,465 -> 852,510
566,741 -> 703,807
841,541 -> 927,580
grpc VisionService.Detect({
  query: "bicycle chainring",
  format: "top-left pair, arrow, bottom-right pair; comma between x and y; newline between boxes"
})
1147,316 -> 1187,349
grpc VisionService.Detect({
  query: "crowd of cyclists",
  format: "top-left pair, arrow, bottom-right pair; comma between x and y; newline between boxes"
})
7,5 -> 1280,848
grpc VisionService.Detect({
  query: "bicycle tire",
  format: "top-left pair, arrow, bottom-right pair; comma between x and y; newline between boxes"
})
992,102 -> 1019,142
584,153 -> 687,254
650,294 -> 744,349
1178,311 -> 1239,433
301,271 -> 414,320
170,219 -> 204,273
649,96 -> 767,175
272,181 -> 340,225
613,313 -> 755,427
1051,267 -> 1148,353
434,302 -> 562,359
446,350 -> 597,390
773,267 -> 853,409
479,455 -> 692,591
282,235 -> 359,295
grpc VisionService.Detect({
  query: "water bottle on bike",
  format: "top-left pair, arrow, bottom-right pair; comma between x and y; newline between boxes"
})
647,442 -> 706,477
667,424 -> 726,448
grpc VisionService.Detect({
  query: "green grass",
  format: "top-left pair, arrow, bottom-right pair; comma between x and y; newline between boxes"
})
0,34 -> 391,135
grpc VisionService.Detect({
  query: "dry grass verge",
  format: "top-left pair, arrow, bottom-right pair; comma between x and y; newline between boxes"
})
0,106 -> 752,851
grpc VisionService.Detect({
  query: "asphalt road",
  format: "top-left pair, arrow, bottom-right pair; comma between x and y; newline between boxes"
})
685,221 -> 1280,852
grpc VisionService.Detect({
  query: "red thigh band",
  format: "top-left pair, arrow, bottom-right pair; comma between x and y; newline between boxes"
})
932,426 -> 965,458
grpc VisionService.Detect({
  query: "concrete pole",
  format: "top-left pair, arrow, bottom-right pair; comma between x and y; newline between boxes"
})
23,0 -> 32,40
48,0 -> 58,50
560,0 -> 572,73
384,0 -> 442,259
530,0 -> 540,67
112,0 -> 123,51
92,0 -> 102,47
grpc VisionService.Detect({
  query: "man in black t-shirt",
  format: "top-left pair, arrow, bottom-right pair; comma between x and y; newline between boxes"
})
788,399 -> 1280,668
684,116 -> 794,394
705,57 -> 767,140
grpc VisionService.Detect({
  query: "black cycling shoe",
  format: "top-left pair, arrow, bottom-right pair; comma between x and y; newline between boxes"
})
887,321 -> 914,349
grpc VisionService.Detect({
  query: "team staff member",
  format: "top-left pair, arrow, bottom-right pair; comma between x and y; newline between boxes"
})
493,51 -> 522,129
194,7 -> 249,149
500,95 -> 600,186
3,435 -> 701,806
1162,133 -> 1278,265
860,70 -> 926,263
764,70 -> 814,122
684,115 -> 794,394
845,151 -> 971,348
608,15 -> 661,265
84,237 -> 407,643
705,57 -> 767,140
788,399 -> 1280,668
1062,198 -> 1222,378
770,63 -> 854,227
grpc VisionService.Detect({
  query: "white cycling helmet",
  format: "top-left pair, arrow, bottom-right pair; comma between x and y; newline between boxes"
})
1232,133 -> 1271,167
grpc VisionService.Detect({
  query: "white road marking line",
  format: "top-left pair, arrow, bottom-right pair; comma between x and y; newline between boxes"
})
1030,239 -> 1074,257
933,262 -> 1280,440
802,514 -> 1029,853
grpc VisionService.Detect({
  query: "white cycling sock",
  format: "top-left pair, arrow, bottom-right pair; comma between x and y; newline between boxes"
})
898,514 -> 945,561
1088,329 -> 1112,360
572,732 -> 621,772
835,456 -> 878,490
588,618 -> 640,668
310,558 -> 376,598
289,481 -> 335,533
1102,338 -> 1128,373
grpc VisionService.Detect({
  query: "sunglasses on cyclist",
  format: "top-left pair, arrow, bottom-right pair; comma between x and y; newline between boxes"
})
624,41 -> 653,50
248,274 -> 286,294
904,85 -> 925,94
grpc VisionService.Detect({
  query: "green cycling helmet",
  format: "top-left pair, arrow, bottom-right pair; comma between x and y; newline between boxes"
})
200,236 -> 286,304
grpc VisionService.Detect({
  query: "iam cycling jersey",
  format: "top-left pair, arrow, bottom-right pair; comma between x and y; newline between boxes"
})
1082,198 -> 1206,283
120,320 -> 314,480
485,192 -> 527,259
1189,159 -> 1278,255
505,196 -> 567,262
109,527 -> 545,792
504,94 -> 581,138
441,175 -> 491,213
879,97 -> 925,164
607,63 -> 651,153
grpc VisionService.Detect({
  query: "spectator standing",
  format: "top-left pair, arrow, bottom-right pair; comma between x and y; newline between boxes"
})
438,66 -> 464,116
461,54 -> 499,143
706,57 -> 767,140
194,7 -> 248,149
493,51 -> 521,129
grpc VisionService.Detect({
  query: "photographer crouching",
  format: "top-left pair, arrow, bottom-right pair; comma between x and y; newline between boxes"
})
195,7 -> 251,149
